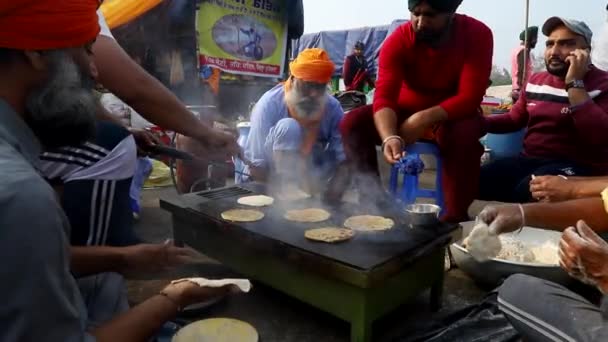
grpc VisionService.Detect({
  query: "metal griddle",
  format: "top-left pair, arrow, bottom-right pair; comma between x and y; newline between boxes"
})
161,182 -> 459,342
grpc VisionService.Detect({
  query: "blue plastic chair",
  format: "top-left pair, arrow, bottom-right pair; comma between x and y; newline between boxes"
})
389,142 -> 444,212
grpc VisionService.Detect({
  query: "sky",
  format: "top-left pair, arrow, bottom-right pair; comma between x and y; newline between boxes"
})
302,0 -> 607,68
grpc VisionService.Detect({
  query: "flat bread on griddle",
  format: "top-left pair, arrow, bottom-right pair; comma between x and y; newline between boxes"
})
221,209 -> 264,222
284,208 -> 330,223
237,195 -> 274,207
344,215 -> 394,231
305,227 -> 354,243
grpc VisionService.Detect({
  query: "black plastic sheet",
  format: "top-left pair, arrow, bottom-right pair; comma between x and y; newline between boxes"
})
393,294 -> 521,342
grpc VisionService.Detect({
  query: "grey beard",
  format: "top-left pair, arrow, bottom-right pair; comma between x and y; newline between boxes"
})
25,50 -> 97,148
286,90 -> 327,118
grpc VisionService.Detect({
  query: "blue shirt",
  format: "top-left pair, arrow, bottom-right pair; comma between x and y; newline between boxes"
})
244,84 -> 346,169
0,100 -> 94,341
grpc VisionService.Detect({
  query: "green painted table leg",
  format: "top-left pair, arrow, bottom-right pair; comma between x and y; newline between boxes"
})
351,315 -> 372,342
430,252 -> 445,312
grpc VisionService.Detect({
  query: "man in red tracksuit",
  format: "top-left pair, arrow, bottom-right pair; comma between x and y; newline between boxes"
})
340,0 -> 493,222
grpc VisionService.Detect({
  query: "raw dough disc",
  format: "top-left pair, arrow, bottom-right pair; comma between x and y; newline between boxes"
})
237,195 -> 274,207
344,215 -> 394,231
221,209 -> 264,222
305,227 -> 354,243
170,277 -> 252,293
173,318 -> 258,342
284,208 -> 330,222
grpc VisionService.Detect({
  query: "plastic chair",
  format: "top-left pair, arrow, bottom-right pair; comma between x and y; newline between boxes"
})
389,142 -> 444,212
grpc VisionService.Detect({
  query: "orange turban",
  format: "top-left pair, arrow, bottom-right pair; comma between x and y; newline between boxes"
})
0,0 -> 100,50
289,48 -> 335,84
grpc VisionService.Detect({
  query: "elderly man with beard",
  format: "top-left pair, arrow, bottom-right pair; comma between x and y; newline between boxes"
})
479,18 -> 608,204
339,0 -> 493,222
0,1 -> 242,341
242,48 -> 348,199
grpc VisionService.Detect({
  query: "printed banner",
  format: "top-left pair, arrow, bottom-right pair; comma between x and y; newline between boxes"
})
197,0 -> 288,78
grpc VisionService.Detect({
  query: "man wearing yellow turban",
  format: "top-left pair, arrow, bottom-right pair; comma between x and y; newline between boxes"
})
0,1 -> 240,340
242,48 -> 347,198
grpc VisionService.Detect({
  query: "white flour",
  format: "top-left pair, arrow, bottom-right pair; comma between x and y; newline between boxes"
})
495,237 -> 559,265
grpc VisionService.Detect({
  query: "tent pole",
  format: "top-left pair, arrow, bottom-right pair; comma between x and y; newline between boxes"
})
522,0 -> 530,84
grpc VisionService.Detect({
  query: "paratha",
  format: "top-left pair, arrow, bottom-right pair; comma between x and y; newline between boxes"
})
344,215 -> 394,231
171,277 -> 252,293
237,195 -> 274,207
284,208 -> 330,222
221,209 -> 264,222
305,227 -> 354,243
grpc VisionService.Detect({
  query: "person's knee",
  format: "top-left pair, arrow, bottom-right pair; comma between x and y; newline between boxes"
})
499,274 -> 543,303
436,115 -> 484,153
270,118 -> 303,150
338,104 -> 373,140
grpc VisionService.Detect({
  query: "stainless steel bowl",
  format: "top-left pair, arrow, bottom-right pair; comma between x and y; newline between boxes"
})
406,203 -> 441,226
450,221 -> 573,287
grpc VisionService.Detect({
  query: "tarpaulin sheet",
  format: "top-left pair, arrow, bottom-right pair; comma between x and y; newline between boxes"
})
291,19 -> 407,77
100,0 -> 163,29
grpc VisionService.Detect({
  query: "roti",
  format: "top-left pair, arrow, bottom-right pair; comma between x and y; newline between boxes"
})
237,195 -> 274,207
284,208 -> 330,222
305,227 -> 354,243
344,215 -> 394,231
221,209 -> 264,222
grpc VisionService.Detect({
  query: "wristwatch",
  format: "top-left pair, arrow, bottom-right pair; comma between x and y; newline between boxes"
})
565,79 -> 585,91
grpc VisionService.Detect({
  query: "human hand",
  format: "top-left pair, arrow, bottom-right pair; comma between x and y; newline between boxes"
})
382,137 -> 405,164
478,204 -> 524,235
128,128 -> 160,150
559,220 -> 608,293
208,129 -> 241,160
160,281 -> 241,309
120,240 -> 201,277
529,175 -> 574,202
565,49 -> 591,84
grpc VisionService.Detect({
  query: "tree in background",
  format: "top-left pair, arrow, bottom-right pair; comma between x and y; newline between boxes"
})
490,64 -> 512,86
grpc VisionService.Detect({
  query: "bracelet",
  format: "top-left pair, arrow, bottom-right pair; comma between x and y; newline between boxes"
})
158,290 -> 182,312
569,98 -> 593,113
381,135 -> 404,152
517,203 -> 526,234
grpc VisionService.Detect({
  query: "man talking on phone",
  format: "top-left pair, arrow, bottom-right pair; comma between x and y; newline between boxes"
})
478,17 -> 608,203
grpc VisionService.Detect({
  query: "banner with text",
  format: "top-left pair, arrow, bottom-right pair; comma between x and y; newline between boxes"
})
197,0 -> 288,78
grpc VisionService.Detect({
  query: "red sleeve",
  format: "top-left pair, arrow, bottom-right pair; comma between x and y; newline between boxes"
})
373,26 -> 408,114
342,56 -> 353,86
440,22 -> 494,120
484,91 -> 529,134
571,90 -> 608,146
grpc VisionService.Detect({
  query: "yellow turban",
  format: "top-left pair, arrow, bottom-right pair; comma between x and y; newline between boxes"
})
289,48 -> 335,84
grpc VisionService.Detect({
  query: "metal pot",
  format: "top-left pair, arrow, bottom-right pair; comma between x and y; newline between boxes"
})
405,203 -> 441,226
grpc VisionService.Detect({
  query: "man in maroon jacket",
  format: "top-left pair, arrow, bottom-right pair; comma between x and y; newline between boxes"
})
340,0 -> 493,222
480,17 -> 608,204
342,41 -> 375,92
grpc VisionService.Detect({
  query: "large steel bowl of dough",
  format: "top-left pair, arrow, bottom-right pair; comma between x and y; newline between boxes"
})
449,221 -> 573,287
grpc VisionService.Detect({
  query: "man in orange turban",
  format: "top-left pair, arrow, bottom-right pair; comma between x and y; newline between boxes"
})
0,1 -> 239,341
242,48 -> 348,199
